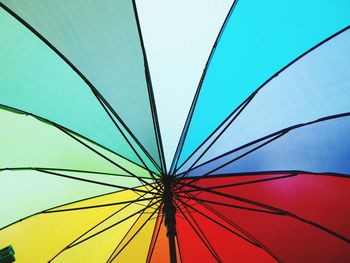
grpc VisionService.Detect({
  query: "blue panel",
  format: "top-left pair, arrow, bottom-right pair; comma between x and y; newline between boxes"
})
183,27 -> 350,168
211,115 -> 350,175
181,134 -> 280,177
174,0 -> 350,171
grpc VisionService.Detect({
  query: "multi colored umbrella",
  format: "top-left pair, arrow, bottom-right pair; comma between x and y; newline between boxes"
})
1,0 -> 350,262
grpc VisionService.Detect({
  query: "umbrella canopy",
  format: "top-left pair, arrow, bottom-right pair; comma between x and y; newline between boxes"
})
1,0 -> 350,262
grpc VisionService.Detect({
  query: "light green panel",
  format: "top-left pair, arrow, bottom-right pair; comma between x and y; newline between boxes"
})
0,7 -> 148,168
66,126 -> 160,179
1,0 -> 162,168
0,169 -> 149,228
0,106 -> 151,179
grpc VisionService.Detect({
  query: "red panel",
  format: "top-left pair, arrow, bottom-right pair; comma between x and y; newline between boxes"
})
175,198 -> 276,263
176,173 -> 350,262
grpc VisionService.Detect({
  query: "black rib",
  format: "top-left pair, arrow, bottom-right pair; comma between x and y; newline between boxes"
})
94,95 -> 161,186
193,194 -> 282,263
131,0 -> 167,173
0,103 -> 152,178
177,170 -> 350,180
173,199 -> 221,262
0,3 -> 163,177
173,24 -> 350,176
93,92 -> 162,175
36,169 -> 158,196
178,173 -> 297,194
68,199 -> 161,249
174,132 -> 286,191
179,112 -> 350,178
108,203 -> 161,262
177,194 -> 279,215
169,0 -> 240,175
48,193 -> 151,262
54,125 -> 159,192
146,214 -> 164,263
175,94 -> 252,178
177,181 -> 350,244
175,195 -> 259,248
44,197 -> 159,213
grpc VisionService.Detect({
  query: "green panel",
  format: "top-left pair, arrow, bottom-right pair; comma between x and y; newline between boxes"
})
0,169 -> 150,228
0,7 -> 152,169
1,0 -> 162,168
0,106 -> 153,179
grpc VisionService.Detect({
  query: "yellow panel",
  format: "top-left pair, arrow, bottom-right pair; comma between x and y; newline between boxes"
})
0,185 -> 160,262
109,206 -> 160,263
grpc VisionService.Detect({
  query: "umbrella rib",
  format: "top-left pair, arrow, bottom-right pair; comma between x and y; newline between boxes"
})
191,193 -> 282,263
173,198 -> 222,263
36,168 -> 158,197
44,197 -> 160,213
55,124 -> 160,191
173,24 -> 350,176
169,0 -> 239,174
175,95 -> 253,179
0,103 -> 155,178
93,92 -> 162,183
48,193 -> 152,262
93,91 -> 163,175
174,132 -> 286,190
66,199 -> 161,250
177,173 -> 298,195
132,0 -> 167,173
145,213 -> 164,263
0,3 -> 164,177
107,202 -> 161,262
175,195 -> 260,248
178,111 -> 350,179
177,181 -> 350,244
106,204 -> 153,263
0,167 -> 152,180
175,232 -> 183,263
179,199 -> 224,262
177,194 -> 279,215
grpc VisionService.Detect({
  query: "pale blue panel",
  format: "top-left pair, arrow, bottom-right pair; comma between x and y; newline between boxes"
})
192,27 -> 350,166
176,100 -> 248,175
212,115 -> 350,175
135,0 -> 234,170
174,0 -> 350,171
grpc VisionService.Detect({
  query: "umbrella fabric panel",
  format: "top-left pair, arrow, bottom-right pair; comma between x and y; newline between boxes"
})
0,7 -> 153,170
102,100 -> 160,175
176,100 -> 248,175
0,105 -> 154,177
177,173 -> 350,262
135,0 -> 234,170
1,0 -> 162,168
0,169 -> 152,229
213,115 -> 350,175
178,26 -> 350,172
173,0 -> 350,171
174,202 -> 275,262
0,186 -> 160,262
147,210 -> 183,263
108,208 -> 159,263
182,135 -> 280,177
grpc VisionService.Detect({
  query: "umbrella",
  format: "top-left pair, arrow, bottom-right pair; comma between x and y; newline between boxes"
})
1,0 -> 350,262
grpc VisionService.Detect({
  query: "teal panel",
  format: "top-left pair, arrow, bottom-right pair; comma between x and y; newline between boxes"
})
1,0 -> 162,168
174,0 -> 350,170
0,8 -> 149,168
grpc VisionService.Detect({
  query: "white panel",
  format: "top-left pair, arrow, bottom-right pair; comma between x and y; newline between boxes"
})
135,0 -> 234,170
